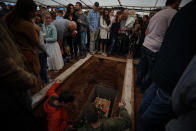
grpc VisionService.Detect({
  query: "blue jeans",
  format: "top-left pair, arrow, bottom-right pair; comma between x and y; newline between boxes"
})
138,83 -> 174,131
136,46 -> 157,89
81,32 -> 87,57
39,53 -> 49,83
108,37 -> 116,54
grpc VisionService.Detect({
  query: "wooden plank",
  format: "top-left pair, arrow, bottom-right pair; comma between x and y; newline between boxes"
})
94,54 -> 127,63
122,58 -> 134,131
32,54 -> 92,109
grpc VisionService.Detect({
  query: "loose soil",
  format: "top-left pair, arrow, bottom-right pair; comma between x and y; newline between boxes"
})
56,57 -> 126,121
33,56 -> 126,129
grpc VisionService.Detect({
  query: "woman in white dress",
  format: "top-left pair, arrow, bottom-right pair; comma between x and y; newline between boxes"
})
43,13 -> 64,71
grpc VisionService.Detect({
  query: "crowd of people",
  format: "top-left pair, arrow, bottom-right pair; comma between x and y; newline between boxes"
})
0,0 -> 153,90
0,0 -> 196,131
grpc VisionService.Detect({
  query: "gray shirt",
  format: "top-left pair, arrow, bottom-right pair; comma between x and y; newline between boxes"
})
143,7 -> 177,53
52,19 -> 70,39
76,12 -> 89,32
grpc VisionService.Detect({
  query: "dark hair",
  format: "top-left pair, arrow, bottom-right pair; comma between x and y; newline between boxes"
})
122,8 -> 128,13
59,91 -> 74,103
166,0 -> 179,6
76,2 -> 82,9
94,2 -> 99,7
115,10 -> 123,22
35,14 -> 43,25
143,15 -> 149,20
138,17 -> 143,25
85,103 -> 99,124
58,10 -> 63,14
50,12 -> 56,20
65,3 -> 74,17
15,0 -> 37,19
103,8 -> 110,21
110,8 -> 114,12
4,0 -> 37,27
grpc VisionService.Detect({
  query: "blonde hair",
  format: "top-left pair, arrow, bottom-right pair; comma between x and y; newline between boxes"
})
129,10 -> 136,17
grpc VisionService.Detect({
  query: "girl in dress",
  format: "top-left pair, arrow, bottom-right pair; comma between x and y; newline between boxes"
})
43,13 -> 64,71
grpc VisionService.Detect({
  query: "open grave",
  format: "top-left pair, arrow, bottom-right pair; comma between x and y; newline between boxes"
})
55,57 -> 126,123
33,55 -> 134,130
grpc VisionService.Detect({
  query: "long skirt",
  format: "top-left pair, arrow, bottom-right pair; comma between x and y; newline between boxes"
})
46,41 -> 64,71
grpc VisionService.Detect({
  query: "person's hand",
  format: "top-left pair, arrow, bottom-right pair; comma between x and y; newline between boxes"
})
106,27 -> 109,31
77,19 -> 82,24
61,49 -> 64,55
72,30 -> 77,37
56,80 -> 61,83
119,99 -> 126,107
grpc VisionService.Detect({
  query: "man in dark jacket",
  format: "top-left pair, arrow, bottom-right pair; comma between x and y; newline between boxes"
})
138,1 -> 196,131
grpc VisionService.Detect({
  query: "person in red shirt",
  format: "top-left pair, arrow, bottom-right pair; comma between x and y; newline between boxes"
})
44,80 -> 74,131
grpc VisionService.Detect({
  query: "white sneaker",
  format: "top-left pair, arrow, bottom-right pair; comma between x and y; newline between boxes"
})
103,53 -> 107,57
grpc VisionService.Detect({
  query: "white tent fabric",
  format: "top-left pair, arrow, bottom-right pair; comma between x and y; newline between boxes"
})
1,0 -> 192,8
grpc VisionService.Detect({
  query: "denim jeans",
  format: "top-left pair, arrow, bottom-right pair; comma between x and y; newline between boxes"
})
138,83 -> 174,131
39,53 -> 49,83
108,36 -> 116,54
81,32 -> 87,57
136,46 -> 157,89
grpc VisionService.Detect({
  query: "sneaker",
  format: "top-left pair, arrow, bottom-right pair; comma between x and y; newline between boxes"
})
103,53 -> 107,57
81,55 -> 86,59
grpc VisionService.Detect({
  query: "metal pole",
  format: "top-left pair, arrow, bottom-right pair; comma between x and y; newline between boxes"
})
79,0 -> 92,9
118,0 -> 122,7
154,0 -> 159,8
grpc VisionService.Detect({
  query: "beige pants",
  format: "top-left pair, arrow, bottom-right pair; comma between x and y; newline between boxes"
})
90,30 -> 99,53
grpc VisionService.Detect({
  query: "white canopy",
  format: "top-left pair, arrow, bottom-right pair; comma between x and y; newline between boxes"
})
1,0 -> 192,8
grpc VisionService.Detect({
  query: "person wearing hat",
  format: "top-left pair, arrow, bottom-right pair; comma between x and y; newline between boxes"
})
88,2 -> 100,54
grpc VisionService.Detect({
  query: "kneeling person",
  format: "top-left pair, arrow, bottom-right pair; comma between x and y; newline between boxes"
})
44,80 -> 74,131
79,100 -> 132,131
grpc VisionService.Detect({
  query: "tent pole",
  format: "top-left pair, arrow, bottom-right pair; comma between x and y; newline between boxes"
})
154,0 -> 159,8
79,0 -> 92,9
118,0 -> 122,7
